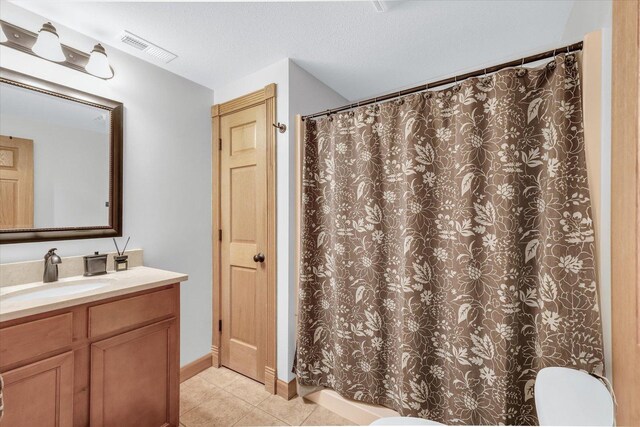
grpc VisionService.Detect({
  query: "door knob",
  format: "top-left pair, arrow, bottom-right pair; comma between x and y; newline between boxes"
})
253,253 -> 265,263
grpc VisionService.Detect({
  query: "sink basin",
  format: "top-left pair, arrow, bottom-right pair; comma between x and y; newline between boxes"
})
3,278 -> 114,302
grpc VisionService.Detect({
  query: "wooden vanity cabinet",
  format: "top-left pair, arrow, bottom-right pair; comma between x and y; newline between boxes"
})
0,284 -> 180,427
90,319 -> 178,427
1,351 -> 74,427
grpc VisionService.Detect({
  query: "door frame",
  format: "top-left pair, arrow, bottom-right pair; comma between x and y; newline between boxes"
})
211,83 -> 278,394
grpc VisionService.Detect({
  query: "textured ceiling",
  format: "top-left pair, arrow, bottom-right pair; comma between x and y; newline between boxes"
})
8,1 -> 585,100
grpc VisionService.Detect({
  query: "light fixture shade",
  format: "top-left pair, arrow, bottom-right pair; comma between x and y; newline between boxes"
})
85,43 -> 113,79
0,25 -> 8,43
32,22 -> 65,62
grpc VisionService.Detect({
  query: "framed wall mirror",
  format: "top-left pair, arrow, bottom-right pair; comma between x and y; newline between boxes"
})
0,68 -> 123,243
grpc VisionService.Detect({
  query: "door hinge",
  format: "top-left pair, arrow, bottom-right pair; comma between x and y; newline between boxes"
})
219,229 -> 222,241
219,138 -> 222,150
219,319 -> 222,331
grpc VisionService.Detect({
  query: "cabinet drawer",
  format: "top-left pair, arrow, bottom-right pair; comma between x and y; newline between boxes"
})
88,287 -> 177,338
0,313 -> 73,368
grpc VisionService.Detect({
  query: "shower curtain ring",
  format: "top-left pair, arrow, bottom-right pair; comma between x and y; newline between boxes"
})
516,57 -> 528,77
453,75 -> 461,92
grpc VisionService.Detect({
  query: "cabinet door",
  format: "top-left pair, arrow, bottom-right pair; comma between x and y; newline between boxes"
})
90,319 -> 178,427
0,351 -> 73,427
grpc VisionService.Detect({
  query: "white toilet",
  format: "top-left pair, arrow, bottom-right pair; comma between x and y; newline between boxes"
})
535,367 -> 615,426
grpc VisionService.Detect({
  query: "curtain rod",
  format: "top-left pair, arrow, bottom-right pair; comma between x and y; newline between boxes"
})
302,41 -> 583,121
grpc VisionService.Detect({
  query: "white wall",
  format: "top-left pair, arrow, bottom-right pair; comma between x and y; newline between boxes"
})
0,3 -> 214,366
213,58 -> 347,381
0,114 -> 110,228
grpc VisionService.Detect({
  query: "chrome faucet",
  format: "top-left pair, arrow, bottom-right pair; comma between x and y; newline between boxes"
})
43,248 -> 62,283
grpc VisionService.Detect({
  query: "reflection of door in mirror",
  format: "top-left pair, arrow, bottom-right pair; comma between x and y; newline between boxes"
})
0,135 -> 33,229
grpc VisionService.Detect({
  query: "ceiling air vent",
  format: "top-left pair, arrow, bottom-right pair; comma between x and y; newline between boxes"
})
119,31 -> 177,63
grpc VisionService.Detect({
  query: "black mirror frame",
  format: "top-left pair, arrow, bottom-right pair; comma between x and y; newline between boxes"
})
0,67 -> 123,244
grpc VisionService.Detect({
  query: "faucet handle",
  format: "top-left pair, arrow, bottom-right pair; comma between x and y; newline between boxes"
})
45,248 -> 61,263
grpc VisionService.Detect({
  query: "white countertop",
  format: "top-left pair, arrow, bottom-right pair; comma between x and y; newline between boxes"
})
0,266 -> 188,322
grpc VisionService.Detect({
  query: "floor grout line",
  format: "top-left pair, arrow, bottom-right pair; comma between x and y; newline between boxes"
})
299,404 -> 318,426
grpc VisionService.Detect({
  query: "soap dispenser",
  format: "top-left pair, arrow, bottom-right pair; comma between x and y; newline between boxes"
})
83,251 -> 108,276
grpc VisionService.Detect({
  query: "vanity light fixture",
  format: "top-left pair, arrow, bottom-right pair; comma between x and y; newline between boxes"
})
0,19 -> 114,80
31,22 -> 66,62
86,43 -> 114,79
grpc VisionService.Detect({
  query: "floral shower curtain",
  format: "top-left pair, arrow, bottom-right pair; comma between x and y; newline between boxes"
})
295,53 -> 604,425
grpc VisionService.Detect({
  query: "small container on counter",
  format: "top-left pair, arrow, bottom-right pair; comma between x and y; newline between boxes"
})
114,255 -> 129,272
83,252 -> 108,276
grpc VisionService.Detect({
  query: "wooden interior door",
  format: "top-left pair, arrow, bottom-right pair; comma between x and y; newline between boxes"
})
89,319 -> 178,427
0,135 -> 33,229
220,104 -> 268,382
612,1 -> 640,425
0,351 -> 74,427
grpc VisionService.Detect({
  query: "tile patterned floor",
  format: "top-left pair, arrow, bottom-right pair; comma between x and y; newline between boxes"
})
180,366 -> 354,426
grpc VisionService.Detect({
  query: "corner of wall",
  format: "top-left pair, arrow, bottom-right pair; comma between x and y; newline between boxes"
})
561,0 -> 612,42
276,60 -> 349,382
